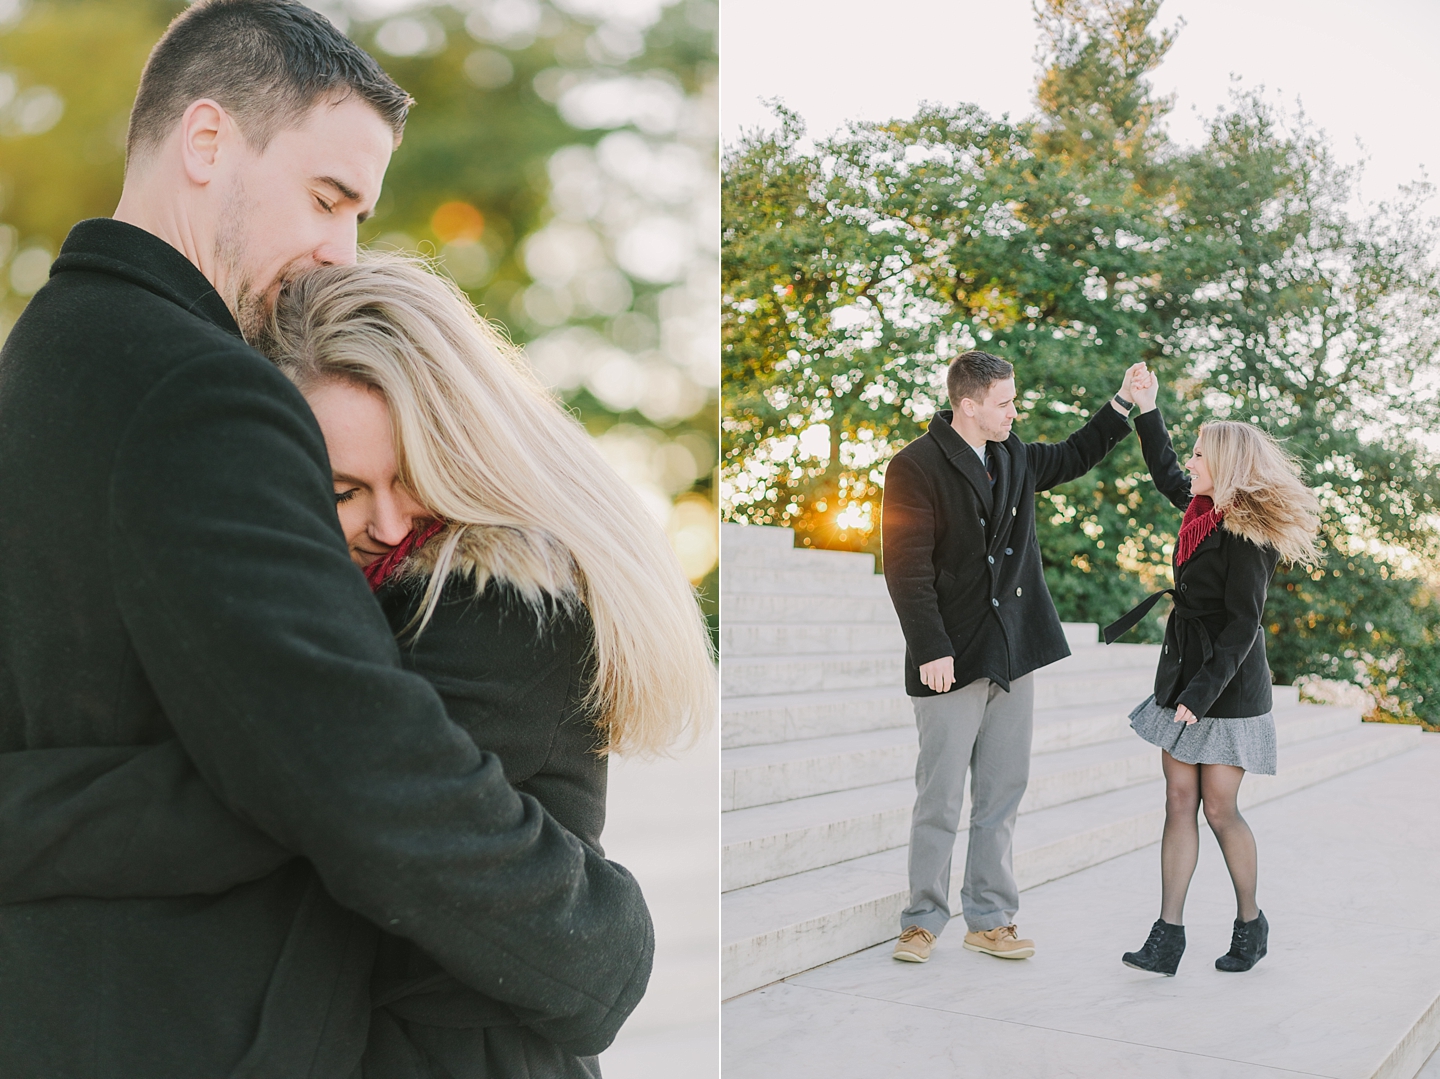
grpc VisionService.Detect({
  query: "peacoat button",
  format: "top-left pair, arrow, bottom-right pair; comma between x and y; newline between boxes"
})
1012,507 -> 1017,516
988,555 -> 994,564
1180,583 -> 1188,592
991,598 -> 999,607
1005,547 -> 1012,555
1016,587 -> 1022,596
980,518 -> 986,527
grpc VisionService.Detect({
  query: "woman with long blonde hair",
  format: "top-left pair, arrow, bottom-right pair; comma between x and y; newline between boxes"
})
259,252 -> 715,1076
1104,366 -> 1319,979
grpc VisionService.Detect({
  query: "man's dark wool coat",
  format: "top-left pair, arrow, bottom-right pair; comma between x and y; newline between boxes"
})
0,219 -> 651,1078
882,404 -> 1132,697
1127,409 -> 1281,719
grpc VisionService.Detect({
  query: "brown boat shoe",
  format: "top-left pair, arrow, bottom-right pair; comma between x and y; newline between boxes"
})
892,925 -> 936,963
963,924 -> 1035,960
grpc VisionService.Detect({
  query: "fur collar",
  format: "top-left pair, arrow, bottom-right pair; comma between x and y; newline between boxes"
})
397,523 -> 583,612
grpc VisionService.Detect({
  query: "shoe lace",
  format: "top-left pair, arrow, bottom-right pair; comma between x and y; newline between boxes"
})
898,926 -> 933,945
996,924 -> 1019,941
1226,922 -> 1249,955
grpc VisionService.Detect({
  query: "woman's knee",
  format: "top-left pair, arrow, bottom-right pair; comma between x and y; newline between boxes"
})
1202,797 -> 1242,831
1164,780 -> 1200,817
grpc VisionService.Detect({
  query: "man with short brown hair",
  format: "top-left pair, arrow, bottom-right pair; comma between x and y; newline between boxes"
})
882,351 -> 1145,963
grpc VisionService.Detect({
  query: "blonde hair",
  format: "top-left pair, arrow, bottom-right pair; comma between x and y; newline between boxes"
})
1201,420 -> 1321,566
261,253 -> 715,756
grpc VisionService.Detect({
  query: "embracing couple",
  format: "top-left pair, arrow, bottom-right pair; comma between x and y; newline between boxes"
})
0,2 -> 713,1077
882,349 -> 1319,975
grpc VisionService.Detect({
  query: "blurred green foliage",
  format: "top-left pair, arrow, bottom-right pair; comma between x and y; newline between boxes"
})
722,0 -> 1440,724
0,0 -> 718,639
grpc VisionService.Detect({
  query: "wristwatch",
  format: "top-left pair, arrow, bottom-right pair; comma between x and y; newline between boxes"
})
1113,392 -> 1134,412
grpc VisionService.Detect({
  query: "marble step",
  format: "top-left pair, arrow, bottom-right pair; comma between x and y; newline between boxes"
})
724,684 -> 1123,751
721,646 -> 1159,705
721,720 -> 1421,998
720,522 -> 800,550
721,591 -> 898,625
721,699 -> 1359,891
723,684 -> 913,750
724,688 -> 1172,756
722,667 -> 1163,812
721,544 -> 877,576
722,620 -> 906,659
722,567 -> 891,597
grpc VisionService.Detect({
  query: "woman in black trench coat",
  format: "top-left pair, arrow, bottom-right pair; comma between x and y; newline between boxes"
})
1105,367 -> 1320,977
258,254 -> 717,1077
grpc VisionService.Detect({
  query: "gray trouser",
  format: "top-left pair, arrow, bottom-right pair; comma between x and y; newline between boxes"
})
901,674 -> 1034,936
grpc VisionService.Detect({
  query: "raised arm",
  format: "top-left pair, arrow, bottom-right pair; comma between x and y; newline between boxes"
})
1026,403 -> 1133,492
1132,409 -> 1192,511
107,353 -> 649,1055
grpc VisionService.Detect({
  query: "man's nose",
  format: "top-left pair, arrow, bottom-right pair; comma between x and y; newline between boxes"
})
314,218 -> 360,267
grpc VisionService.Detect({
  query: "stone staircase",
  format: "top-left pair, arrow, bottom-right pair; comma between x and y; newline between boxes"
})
720,523 -> 1424,1000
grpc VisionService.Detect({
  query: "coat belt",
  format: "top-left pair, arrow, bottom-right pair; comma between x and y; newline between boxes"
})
1103,587 -> 1225,665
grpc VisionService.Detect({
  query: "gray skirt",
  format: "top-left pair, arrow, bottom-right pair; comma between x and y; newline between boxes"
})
1129,695 -> 1277,775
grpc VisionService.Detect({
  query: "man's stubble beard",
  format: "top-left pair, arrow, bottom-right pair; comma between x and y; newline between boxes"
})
214,178 -> 276,345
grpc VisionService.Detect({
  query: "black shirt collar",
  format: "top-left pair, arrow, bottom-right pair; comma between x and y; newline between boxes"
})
51,218 -> 243,340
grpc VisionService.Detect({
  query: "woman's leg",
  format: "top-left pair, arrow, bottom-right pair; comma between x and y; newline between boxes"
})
1199,763 -> 1259,923
1159,751 -> 1202,924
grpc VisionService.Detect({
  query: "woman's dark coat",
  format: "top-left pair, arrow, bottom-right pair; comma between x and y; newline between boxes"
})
882,405 -> 1132,697
366,570 -> 616,1079
1128,409 -> 1282,719
0,219 -> 650,1078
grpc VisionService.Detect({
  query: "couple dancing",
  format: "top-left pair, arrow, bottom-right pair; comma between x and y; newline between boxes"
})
0,2 -> 713,1077
882,350 -> 1319,976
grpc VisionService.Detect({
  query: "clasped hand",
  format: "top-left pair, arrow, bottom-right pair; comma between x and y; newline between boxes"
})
1117,361 -> 1159,413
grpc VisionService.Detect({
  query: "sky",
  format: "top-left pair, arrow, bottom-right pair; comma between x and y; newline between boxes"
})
721,0 -> 1440,208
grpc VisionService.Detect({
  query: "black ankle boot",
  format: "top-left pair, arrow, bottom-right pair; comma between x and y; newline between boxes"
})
1122,919 -> 1186,976
1216,910 -> 1268,972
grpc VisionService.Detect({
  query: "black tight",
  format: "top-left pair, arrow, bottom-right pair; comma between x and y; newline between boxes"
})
1158,751 -> 1259,925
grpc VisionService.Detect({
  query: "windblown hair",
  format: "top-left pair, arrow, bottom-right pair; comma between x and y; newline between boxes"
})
126,0 -> 412,166
1202,421 -> 1321,566
261,254 -> 715,756
947,350 -> 1014,410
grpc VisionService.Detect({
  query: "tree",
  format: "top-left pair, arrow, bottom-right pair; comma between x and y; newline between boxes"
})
0,0 -> 720,638
722,0 -> 1440,722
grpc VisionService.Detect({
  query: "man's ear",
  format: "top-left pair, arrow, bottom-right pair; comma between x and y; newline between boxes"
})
178,99 -> 232,186
959,397 -> 976,418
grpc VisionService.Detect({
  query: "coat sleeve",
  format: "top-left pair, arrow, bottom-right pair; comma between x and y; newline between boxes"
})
1025,403 -> 1132,492
106,352 -> 649,1056
881,451 -> 954,668
1173,538 -> 1280,719
1134,409 -> 1192,511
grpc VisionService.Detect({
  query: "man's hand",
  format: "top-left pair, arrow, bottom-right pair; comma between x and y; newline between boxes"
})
919,656 -> 956,693
1127,363 -> 1159,413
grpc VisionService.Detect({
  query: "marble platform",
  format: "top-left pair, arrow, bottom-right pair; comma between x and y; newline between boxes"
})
598,727 -> 719,1078
723,733 -> 1440,1079
720,523 -> 1416,999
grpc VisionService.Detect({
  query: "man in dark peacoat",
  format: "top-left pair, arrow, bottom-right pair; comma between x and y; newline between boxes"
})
881,350 -> 1139,962
0,4 -> 650,1076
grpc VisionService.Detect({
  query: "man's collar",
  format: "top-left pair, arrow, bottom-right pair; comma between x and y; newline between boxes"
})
930,410 -> 1001,452
51,218 -> 242,340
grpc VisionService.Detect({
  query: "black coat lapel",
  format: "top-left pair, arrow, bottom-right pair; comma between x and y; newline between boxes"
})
928,411 -> 993,514
947,445 -> 994,515
988,440 -> 1013,529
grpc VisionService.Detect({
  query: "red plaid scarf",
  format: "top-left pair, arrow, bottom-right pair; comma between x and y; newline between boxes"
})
1175,495 -> 1223,568
363,518 -> 446,591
